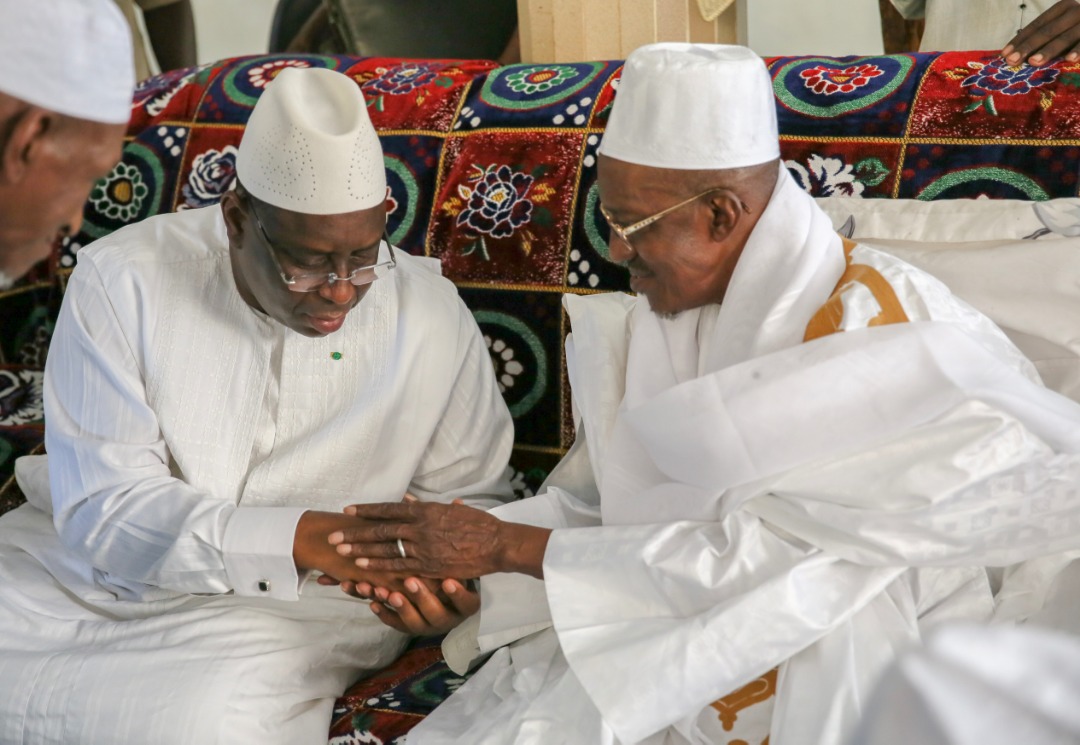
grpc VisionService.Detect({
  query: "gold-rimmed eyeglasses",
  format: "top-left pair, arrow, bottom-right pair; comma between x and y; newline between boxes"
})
246,196 -> 396,293
599,186 -> 729,245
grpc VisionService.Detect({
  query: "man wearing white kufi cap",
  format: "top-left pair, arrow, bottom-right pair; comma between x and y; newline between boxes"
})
0,66 -> 513,742
329,43 -> 1080,745
0,0 -> 134,288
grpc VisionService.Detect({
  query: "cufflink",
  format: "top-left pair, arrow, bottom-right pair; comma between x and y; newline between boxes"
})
257,580 -> 271,592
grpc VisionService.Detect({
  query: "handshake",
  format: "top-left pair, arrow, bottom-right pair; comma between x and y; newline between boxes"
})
292,495 -> 549,635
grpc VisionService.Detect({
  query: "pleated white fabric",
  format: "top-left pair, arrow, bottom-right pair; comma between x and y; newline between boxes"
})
409,167 -> 1080,745
0,205 -> 514,744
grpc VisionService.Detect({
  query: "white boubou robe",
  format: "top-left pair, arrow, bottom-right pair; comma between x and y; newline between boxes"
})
0,206 -> 514,744
409,165 -> 1080,745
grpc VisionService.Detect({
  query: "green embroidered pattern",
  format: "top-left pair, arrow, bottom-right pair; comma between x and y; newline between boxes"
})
480,62 -> 605,110
917,167 -> 1049,200
384,155 -> 420,245
473,310 -> 548,418
583,183 -> 611,261
82,142 -> 165,239
89,162 -> 150,223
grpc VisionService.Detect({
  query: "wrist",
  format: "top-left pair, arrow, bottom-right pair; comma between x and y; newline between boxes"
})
498,522 -> 551,579
292,509 -> 332,572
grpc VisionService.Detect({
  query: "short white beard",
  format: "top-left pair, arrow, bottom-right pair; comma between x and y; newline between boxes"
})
0,269 -> 14,291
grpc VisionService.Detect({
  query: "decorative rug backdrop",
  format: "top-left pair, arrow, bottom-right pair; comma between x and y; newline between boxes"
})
1,51 -> 1078,742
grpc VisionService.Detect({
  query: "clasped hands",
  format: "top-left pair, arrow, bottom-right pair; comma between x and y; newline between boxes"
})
295,498 -> 516,636
291,506 -> 470,635
295,497 -> 550,635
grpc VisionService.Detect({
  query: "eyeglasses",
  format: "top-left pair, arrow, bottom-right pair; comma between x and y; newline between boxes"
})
598,186 -> 728,246
246,197 -> 396,293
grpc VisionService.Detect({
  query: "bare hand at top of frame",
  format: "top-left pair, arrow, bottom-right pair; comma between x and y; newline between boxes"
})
1003,0 -> 1080,65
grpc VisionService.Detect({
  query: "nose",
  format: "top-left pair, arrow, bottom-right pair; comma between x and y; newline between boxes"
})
607,233 -> 635,265
317,277 -> 358,306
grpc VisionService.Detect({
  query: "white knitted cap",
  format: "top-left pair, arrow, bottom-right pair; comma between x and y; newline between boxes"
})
236,67 -> 386,215
598,43 -> 780,170
0,0 -> 134,124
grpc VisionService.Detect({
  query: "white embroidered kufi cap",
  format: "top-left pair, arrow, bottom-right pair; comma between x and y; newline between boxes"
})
598,43 -> 780,170
236,66 -> 386,215
0,0 -> 134,124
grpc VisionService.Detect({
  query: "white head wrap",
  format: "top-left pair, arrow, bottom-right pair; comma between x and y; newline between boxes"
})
0,0 -> 134,125
236,67 -> 386,215
598,43 -> 780,170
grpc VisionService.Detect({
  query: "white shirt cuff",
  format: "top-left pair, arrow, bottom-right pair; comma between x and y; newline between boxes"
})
477,571 -> 552,653
222,506 -> 309,600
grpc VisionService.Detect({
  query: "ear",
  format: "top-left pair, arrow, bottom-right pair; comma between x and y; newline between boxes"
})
219,189 -> 246,248
0,107 -> 54,185
704,188 -> 745,243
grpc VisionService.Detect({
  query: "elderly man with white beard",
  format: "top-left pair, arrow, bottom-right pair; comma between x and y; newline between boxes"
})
331,43 -> 1080,745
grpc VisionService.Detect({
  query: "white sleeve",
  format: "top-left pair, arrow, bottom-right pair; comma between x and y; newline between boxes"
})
543,513 -> 902,745
745,400 -> 1080,569
408,297 -> 515,508
442,488 -> 587,674
472,425 -> 603,649
442,432 -> 603,671
543,393 -> 1080,744
44,256 -> 302,599
221,506 -> 309,600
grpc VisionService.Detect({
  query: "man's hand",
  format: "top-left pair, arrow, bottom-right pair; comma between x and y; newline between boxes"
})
327,501 -> 551,580
317,573 -> 478,634
1003,0 -> 1080,65
362,578 -> 479,635
293,510 -> 416,592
